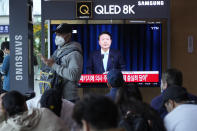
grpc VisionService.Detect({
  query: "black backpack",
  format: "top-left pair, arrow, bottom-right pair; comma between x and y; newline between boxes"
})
39,47 -> 81,94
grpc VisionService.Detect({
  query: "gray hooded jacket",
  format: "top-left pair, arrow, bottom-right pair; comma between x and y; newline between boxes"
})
51,41 -> 83,100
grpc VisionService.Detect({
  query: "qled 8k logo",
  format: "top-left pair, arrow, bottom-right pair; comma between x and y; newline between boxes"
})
76,1 -> 92,19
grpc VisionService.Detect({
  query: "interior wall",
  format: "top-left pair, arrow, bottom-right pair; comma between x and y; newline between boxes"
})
171,0 -> 197,95
141,0 -> 197,103
140,88 -> 161,103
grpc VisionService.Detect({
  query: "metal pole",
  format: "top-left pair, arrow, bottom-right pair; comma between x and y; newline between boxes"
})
47,20 -> 51,58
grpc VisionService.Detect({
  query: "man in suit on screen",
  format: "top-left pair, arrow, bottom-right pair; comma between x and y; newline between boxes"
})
86,31 -> 126,74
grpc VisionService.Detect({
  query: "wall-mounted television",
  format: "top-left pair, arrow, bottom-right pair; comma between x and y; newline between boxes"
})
50,23 -> 162,87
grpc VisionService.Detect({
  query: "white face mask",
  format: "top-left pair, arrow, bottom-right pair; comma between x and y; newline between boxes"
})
55,35 -> 65,46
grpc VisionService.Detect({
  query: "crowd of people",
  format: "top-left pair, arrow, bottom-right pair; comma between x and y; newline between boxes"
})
0,23 -> 197,131
0,68 -> 197,131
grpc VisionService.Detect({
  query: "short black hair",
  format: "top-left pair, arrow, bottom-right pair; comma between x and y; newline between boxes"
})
1,41 -> 9,50
40,88 -> 62,117
116,84 -> 143,105
0,50 -> 4,63
118,101 -> 166,131
0,89 -> 7,95
72,94 -> 119,130
2,91 -> 26,117
98,31 -> 112,40
162,68 -> 183,86
107,69 -> 125,87
119,113 -> 150,131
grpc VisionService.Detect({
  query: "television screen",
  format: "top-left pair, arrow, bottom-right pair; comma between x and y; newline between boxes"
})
50,23 -> 162,87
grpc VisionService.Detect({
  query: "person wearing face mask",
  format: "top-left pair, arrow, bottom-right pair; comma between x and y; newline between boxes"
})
40,23 -> 83,102
86,31 -> 126,74
0,41 -> 10,91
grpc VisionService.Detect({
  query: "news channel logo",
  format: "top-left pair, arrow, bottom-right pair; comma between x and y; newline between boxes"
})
76,1 -> 92,19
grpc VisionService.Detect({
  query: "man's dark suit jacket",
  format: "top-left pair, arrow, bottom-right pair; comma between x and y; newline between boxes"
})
86,49 -> 126,74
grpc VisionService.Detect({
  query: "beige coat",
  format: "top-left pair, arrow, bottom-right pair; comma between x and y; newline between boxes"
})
0,108 -> 68,131
26,97 -> 80,131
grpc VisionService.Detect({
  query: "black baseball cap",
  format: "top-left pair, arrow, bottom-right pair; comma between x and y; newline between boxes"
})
161,85 -> 188,107
54,23 -> 72,34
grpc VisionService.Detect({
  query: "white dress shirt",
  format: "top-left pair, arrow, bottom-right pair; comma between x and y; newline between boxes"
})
101,49 -> 109,72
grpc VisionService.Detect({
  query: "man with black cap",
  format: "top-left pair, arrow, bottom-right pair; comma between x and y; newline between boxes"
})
40,23 -> 83,102
151,68 -> 197,119
162,85 -> 197,131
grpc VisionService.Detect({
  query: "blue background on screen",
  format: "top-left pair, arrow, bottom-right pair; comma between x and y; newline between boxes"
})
51,24 -> 162,86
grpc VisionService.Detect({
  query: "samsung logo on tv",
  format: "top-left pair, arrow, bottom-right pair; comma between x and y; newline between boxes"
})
138,1 -> 164,6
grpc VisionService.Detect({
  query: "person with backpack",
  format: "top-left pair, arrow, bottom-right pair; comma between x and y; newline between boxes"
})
40,23 -> 83,102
